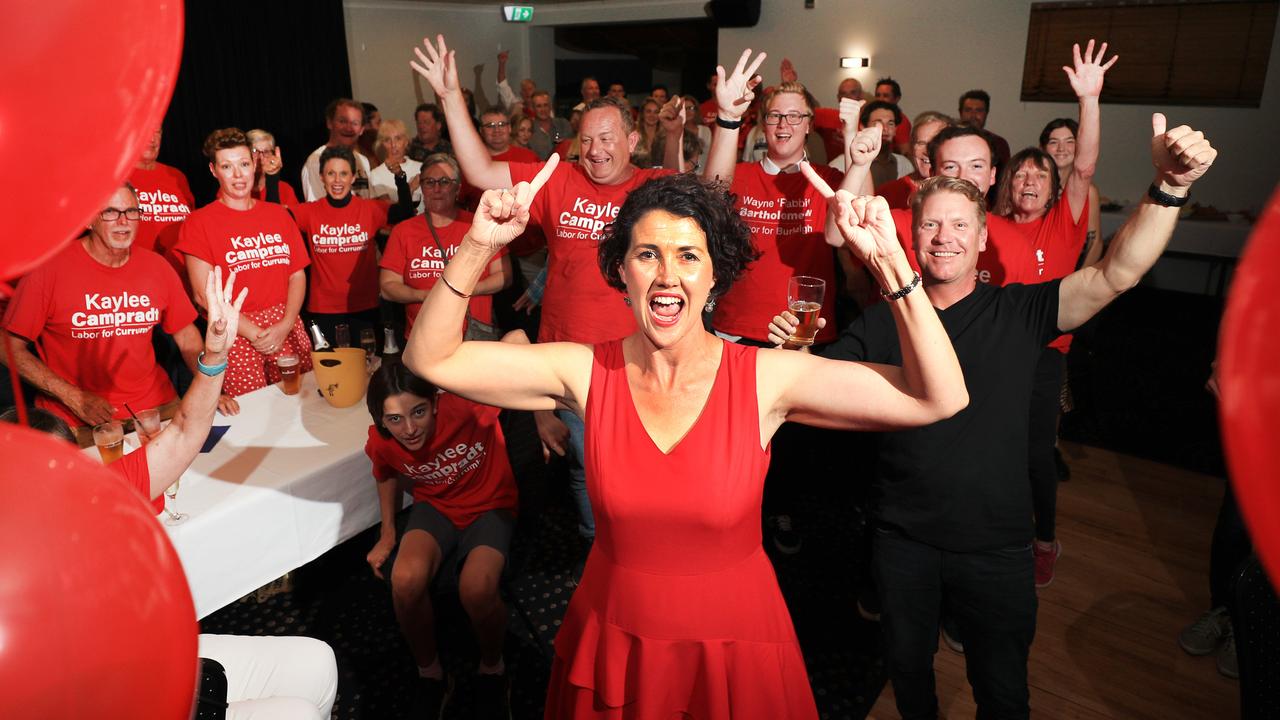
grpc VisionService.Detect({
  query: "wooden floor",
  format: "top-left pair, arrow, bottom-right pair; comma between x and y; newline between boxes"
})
868,440 -> 1241,720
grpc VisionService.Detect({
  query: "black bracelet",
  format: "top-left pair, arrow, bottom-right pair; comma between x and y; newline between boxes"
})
715,116 -> 743,130
1148,183 -> 1190,208
881,272 -> 921,301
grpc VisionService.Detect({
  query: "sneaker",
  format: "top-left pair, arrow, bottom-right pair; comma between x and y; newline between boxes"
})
857,585 -> 881,622
1216,624 -> 1239,679
941,617 -> 964,654
771,515 -> 802,555
1179,606 -> 1230,656
1034,540 -> 1062,588
474,672 -> 512,719
410,674 -> 452,720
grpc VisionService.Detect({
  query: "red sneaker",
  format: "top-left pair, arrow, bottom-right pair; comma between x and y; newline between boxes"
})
1034,540 -> 1062,588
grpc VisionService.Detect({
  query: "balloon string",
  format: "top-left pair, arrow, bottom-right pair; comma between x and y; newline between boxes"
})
0,282 -> 28,427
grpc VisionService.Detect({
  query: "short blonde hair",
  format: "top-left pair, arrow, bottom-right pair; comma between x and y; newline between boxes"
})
374,119 -> 409,162
246,129 -> 275,148
911,175 -> 988,232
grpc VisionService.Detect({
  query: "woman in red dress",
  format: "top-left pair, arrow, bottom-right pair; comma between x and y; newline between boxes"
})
402,151 -> 967,715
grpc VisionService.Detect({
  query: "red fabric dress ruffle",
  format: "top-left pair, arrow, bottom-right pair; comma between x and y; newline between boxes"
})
545,339 -> 819,719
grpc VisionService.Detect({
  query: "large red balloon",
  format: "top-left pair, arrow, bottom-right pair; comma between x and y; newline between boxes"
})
0,0 -> 184,280
1219,185 -> 1280,584
0,424 -> 198,718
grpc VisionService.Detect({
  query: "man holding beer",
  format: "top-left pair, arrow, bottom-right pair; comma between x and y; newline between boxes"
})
0,184 -> 236,434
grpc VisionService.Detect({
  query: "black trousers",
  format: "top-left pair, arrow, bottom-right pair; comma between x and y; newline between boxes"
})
1210,483 -> 1254,615
1029,347 -> 1066,542
874,528 -> 1037,720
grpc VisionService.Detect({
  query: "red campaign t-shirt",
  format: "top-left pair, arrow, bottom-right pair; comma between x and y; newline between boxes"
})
379,211 -> 506,335
892,208 -> 1033,289
175,199 -> 310,312
293,197 -> 390,314
460,146 -> 542,211
364,393 -> 517,529
877,175 -> 917,211
715,162 -> 843,343
252,180 -> 301,209
1007,192 -> 1089,353
813,108 -> 844,166
2,242 -> 197,427
127,164 -> 195,253
110,448 -> 164,515
509,162 -> 675,343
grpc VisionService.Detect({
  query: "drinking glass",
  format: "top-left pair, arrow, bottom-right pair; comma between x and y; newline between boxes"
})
784,276 -> 826,348
135,408 -> 162,446
163,479 -> 188,526
93,420 -> 124,464
277,353 -> 301,395
334,323 -> 351,348
360,328 -> 378,362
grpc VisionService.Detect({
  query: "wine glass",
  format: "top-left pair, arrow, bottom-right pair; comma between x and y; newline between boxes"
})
163,479 -> 188,526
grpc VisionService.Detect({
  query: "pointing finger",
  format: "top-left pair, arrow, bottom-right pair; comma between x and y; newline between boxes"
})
798,161 -> 835,199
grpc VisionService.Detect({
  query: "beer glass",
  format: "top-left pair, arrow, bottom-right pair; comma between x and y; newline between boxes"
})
785,276 -> 826,348
92,420 -> 124,464
360,328 -> 378,362
277,353 -> 301,395
135,408 -> 162,445
334,323 -> 351,348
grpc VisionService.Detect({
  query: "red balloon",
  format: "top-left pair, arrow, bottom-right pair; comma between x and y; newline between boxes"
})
1219,185 -> 1280,585
0,0 -> 184,280
0,424 -> 198,718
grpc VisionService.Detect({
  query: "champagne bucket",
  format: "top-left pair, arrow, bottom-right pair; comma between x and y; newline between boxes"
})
310,348 -> 369,408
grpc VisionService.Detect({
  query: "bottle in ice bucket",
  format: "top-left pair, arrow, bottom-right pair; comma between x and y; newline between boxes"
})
309,320 -> 334,352
382,324 -> 401,363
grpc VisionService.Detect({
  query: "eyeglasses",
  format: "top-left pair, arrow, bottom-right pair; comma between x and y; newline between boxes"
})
481,121 -> 509,129
763,111 -> 812,126
100,208 -> 143,221
421,178 -> 457,188
252,147 -> 276,155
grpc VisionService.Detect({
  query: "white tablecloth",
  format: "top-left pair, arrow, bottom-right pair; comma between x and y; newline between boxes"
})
95,372 -> 387,619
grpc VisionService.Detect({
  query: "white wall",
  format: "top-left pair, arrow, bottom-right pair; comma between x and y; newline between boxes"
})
345,0 -> 1279,211
720,0 -> 1280,213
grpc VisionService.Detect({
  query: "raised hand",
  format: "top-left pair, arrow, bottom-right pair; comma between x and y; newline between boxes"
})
845,126 -> 882,169
410,34 -> 461,99
716,49 -> 767,121
1150,113 -> 1216,188
205,266 -> 247,357
659,95 -> 685,135
799,161 -> 902,264
471,154 -> 559,250
1063,39 -> 1117,100
780,57 -> 798,84
839,97 -> 863,136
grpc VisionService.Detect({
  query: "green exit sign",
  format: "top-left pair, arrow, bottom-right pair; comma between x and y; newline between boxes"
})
503,5 -> 534,22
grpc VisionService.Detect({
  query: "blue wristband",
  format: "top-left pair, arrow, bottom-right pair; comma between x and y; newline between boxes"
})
197,352 -> 228,377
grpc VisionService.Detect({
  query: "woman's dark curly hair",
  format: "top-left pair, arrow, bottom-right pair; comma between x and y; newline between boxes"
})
366,360 -> 439,439
597,173 -> 759,300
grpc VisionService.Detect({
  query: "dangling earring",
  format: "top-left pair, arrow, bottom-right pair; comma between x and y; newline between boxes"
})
623,296 -> 632,306
704,297 -> 716,313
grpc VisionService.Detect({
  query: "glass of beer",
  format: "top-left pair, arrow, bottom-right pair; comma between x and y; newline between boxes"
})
135,408 -> 162,445
334,323 -> 351,348
93,420 -> 124,464
360,327 -> 378,362
277,352 -> 301,395
785,276 -> 826,349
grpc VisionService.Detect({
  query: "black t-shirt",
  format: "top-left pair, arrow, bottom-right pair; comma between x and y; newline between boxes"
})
823,280 -> 1063,552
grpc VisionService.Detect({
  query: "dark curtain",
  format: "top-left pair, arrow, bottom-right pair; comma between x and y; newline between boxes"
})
159,0 -> 352,205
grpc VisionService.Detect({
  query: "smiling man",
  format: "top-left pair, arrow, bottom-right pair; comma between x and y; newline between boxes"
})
301,98 -> 373,201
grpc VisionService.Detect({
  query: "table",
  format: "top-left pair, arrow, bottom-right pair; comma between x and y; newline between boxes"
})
1099,211 -> 1254,296
97,372 -> 387,619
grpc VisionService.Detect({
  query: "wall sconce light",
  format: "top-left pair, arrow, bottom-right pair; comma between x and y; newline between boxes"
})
840,57 -> 869,68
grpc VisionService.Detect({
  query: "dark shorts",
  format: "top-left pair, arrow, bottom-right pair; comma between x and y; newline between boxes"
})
404,502 -> 514,586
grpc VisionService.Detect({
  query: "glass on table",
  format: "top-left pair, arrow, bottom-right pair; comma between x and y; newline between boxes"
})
135,407 -> 162,445
784,275 -> 826,349
276,353 -> 301,396
359,327 -> 378,362
162,478 -> 188,526
334,323 -> 351,348
92,420 -> 124,464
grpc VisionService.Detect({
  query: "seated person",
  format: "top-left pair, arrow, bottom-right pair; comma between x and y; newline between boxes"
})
2,267 -> 336,719
363,360 -> 518,718
1,184 -> 237,432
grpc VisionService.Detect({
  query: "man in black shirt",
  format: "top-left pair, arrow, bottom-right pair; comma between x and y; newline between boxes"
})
774,114 -> 1216,719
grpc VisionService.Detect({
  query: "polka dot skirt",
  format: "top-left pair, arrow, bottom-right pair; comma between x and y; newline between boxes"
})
224,304 -> 314,398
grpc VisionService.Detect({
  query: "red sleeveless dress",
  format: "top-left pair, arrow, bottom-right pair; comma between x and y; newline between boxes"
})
545,339 -> 819,718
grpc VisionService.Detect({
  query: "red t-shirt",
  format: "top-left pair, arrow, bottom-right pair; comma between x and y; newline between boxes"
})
892,208 -> 1032,288
293,197 -> 390,314
175,200 -> 310,312
110,448 -> 164,515
460,146 -> 541,210
364,393 -> 517,528
715,162 -> 843,343
894,115 -> 912,152
509,162 -> 675,343
813,108 -> 844,166
127,164 -> 195,253
1006,192 -> 1089,352
379,211 -> 505,334
877,175 -> 917,211
2,242 -> 196,426
252,180 -> 301,209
